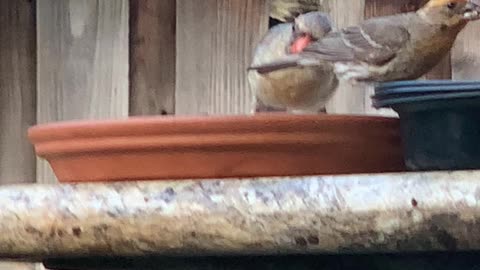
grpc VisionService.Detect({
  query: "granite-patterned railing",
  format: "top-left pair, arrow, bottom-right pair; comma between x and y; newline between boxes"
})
1,170 -> 480,261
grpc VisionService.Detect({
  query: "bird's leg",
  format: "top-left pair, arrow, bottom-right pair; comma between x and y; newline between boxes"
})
318,107 -> 327,114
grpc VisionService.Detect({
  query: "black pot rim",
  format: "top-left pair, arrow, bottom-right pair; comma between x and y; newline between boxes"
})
375,80 -> 480,91
374,85 -> 480,98
372,91 -> 480,109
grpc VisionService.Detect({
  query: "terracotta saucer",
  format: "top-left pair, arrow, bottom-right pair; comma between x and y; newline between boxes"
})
28,113 -> 406,183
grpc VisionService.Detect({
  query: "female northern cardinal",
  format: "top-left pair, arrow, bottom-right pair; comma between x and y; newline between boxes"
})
248,12 -> 339,114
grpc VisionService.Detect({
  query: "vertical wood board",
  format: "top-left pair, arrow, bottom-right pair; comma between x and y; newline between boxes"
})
36,0 -> 129,183
130,0 -> 176,116
452,21 -> 480,80
175,0 -> 269,115
0,0 -> 37,185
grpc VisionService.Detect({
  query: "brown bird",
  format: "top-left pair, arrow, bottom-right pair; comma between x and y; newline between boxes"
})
250,0 -> 480,84
248,11 -> 339,114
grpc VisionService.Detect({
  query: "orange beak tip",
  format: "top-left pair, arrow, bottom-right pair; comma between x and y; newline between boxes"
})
289,36 -> 312,54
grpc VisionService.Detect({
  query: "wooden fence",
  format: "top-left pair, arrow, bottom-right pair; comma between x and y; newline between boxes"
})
0,1 -> 479,268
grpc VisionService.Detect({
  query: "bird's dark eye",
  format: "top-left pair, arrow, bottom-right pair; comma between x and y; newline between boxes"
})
447,2 -> 457,9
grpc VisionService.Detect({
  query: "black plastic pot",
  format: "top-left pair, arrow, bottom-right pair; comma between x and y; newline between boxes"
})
372,80 -> 480,171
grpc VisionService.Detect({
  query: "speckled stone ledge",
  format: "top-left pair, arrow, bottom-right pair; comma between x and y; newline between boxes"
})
2,170 -> 480,261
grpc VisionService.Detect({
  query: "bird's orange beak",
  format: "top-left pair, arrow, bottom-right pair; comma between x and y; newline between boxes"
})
289,35 -> 312,54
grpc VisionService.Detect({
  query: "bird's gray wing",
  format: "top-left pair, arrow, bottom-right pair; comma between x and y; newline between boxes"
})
303,16 -> 411,66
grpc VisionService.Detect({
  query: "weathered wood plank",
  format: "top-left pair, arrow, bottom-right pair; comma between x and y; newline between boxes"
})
36,0 -> 129,183
129,0 -> 176,116
175,0 -> 269,115
452,21 -> 480,80
0,0 -> 37,269
0,0 -> 36,186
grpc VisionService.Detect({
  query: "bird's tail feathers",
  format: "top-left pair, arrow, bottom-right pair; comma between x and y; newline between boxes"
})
247,57 -> 320,74
247,61 -> 300,74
